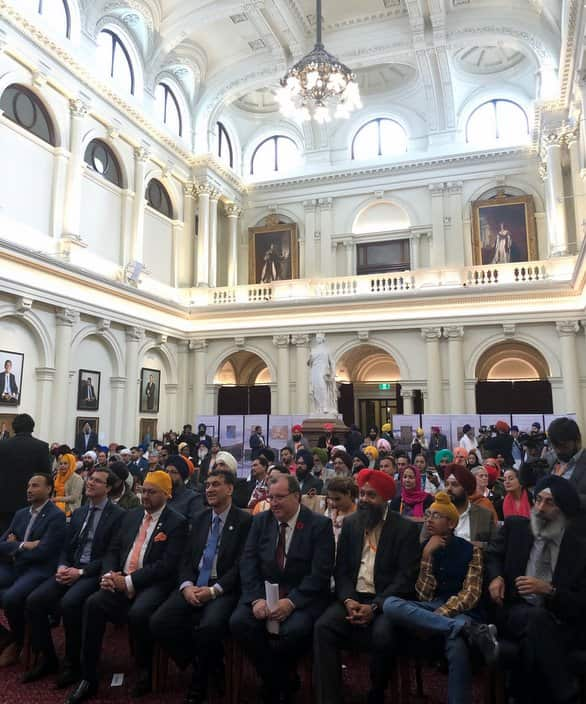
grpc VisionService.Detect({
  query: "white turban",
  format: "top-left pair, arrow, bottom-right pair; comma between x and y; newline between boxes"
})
215,451 -> 237,474
83,450 -> 97,462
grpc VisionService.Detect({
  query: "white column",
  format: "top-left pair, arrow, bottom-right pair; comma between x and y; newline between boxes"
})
226,204 -> 241,287
446,182 -> 464,266
196,184 -> 211,286
401,387 -> 414,415
292,334 -> 310,414
422,326 -> 443,413
273,335 -> 290,414
120,189 -> 134,265
110,377 -> 126,442
410,233 -> 420,270
429,183 -> 446,267
177,341 -> 190,428
170,220 -> 183,287
208,190 -> 220,287
35,367 -> 55,441
62,98 -> 89,239
303,200 -> 317,277
566,132 -> 585,248
343,239 -> 354,275
556,321 -> 583,424
124,326 -> 143,446
50,148 -> 68,239
179,182 -> 195,287
192,340 -> 208,415
445,325 -> 465,413
130,144 -> 150,263
319,198 -> 334,277
543,131 -> 568,256
52,308 -> 76,443
165,383 -> 179,431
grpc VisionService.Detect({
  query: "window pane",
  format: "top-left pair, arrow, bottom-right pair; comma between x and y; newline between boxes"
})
252,139 -> 276,176
352,121 -> 379,159
0,84 -> 55,145
155,83 -> 166,124
467,100 -> 528,145
467,102 -> 496,143
96,31 -> 113,80
218,123 -> 233,167
277,137 -> 300,171
164,88 -> 182,136
112,38 -> 133,94
495,101 -> 528,142
379,119 -> 408,154
84,139 -> 122,187
41,0 -> 69,36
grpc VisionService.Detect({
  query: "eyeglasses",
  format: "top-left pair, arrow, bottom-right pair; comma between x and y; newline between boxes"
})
424,511 -> 448,520
267,493 -> 293,502
87,476 -> 107,485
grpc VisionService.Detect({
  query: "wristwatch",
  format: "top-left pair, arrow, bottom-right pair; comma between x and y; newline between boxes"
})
370,603 -> 378,614
209,586 -> 217,600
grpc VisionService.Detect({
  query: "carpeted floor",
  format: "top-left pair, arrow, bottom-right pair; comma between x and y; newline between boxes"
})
0,622 -> 486,704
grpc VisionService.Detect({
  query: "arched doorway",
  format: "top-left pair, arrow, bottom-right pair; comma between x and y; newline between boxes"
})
475,341 -> 553,413
336,344 -> 412,428
215,351 -> 272,414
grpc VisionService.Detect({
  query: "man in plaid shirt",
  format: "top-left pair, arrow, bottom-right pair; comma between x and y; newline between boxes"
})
383,492 -> 498,704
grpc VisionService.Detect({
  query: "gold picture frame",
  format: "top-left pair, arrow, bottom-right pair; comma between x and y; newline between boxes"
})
248,220 -> 299,284
471,194 -> 537,266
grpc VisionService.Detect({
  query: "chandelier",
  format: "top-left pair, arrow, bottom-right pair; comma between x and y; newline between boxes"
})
277,0 -> 361,123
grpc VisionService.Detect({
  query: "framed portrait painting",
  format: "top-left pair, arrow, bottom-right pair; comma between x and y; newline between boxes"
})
140,418 -> 158,445
140,368 -> 160,413
77,369 -> 100,411
0,351 -> 24,406
75,417 -> 99,450
471,194 -> 537,266
248,221 -> 299,284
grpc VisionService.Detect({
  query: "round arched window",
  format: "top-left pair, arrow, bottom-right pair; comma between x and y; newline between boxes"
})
84,139 -> 122,187
145,179 -> 173,218
0,84 -> 56,145
466,100 -> 529,144
351,118 -> 408,160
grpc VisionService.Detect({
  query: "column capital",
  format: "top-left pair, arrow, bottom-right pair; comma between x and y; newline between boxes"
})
35,367 -> 56,381
96,319 -> 111,335
444,325 -> 464,339
318,197 -> 333,210
556,321 -> 580,336
183,181 -> 196,198
190,339 -> 208,351
342,238 -> 354,248
303,199 -> 317,212
273,334 -> 290,348
196,182 -> 213,197
126,326 -> 145,342
421,326 -> 442,341
55,308 -> 77,326
110,376 -> 127,390
225,203 -> 242,218
134,143 -> 151,162
234,336 -> 246,348
502,323 -> 516,338
429,182 -> 445,194
291,334 -> 310,347
69,98 -> 89,119
209,188 -> 221,202
14,296 -> 33,317
445,181 -> 463,194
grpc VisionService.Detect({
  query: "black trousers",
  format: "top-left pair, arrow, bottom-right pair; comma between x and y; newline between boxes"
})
313,598 -> 394,704
230,602 -> 319,695
26,574 -> 100,666
80,583 -> 170,684
496,602 -> 580,704
151,589 -> 237,688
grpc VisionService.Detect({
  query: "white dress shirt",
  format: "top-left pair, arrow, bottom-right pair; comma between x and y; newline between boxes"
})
454,502 -> 471,542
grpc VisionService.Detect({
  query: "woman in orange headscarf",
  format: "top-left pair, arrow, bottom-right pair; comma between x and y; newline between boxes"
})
53,453 -> 84,516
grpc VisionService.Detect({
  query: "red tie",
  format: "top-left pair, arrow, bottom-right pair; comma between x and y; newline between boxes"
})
275,522 -> 288,570
127,514 -> 152,573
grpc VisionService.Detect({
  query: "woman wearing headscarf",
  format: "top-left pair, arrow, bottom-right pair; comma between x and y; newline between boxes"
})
52,453 -> 84,516
390,465 -> 433,518
453,447 -> 468,465
466,450 -> 481,470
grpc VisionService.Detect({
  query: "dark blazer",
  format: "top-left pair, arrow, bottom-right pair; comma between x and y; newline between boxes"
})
0,433 -> 51,513
485,516 -> 586,625
335,509 -> 421,610
75,431 -> 99,453
233,477 -> 254,509
297,473 -> 324,496
0,372 -> 18,396
102,505 -> 187,591
168,485 -> 204,522
429,433 -> 448,452
240,504 -> 334,610
60,500 -> 125,577
0,501 -> 66,574
179,505 -> 252,594
249,433 -> 266,460
420,502 -> 496,547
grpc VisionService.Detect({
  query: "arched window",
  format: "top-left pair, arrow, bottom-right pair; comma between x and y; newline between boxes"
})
466,100 -> 529,144
145,179 -> 173,218
351,118 -> 408,160
26,0 -> 71,37
96,29 -> 135,95
217,122 -> 233,168
251,135 -> 300,177
84,139 -> 122,187
0,84 -> 56,146
155,83 -> 182,136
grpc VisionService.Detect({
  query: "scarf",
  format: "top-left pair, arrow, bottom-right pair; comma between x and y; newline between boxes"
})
400,466 -> 429,517
503,488 -> 532,519
54,453 -> 77,515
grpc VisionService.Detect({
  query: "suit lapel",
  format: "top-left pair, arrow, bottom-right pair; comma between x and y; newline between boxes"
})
217,506 -> 237,563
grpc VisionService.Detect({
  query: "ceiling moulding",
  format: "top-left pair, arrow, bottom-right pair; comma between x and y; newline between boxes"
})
249,148 -> 532,191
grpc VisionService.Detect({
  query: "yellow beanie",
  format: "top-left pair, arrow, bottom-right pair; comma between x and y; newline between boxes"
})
429,491 -> 459,525
143,470 -> 172,497
364,445 -> 379,460
381,423 -> 392,433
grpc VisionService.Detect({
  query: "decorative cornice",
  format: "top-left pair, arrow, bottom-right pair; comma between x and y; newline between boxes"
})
291,333 -> 310,346
14,296 -> 33,316
126,326 -> 144,342
69,98 -> 89,118
421,326 -> 442,341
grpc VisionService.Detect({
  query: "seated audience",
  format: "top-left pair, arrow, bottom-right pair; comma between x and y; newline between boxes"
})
247,456 -> 270,510
23,469 -> 124,685
314,469 -> 420,704
295,450 -> 323,495
108,461 -> 141,509
151,469 -> 252,704
443,464 -> 496,546
390,465 -> 433,518
502,467 -> 532,519
251,465 -> 291,515
384,492 -> 498,704
331,450 -> 353,477
53,453 -> 84,516
280,446 -> 296,474
312,447 -> 334,483
378,455 -> 395,478
352,451 -> 370,473
230,473 -> 334,704
466,451 -> 481,471
166,454 -> 203,521
486,476 -> 586,704
65,471 -> 187,702
453,447 -> 468,466
323,476 -> 357,544
0,474 -> 66,666
484,458 -> 505,519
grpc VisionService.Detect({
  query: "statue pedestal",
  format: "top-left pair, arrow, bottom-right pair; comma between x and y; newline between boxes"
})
299,418 -> 348,447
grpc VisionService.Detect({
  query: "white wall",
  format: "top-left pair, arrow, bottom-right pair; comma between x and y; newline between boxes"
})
143,208 -> 173,285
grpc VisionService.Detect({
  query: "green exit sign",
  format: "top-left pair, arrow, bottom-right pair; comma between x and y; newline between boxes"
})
378,383 -> 391,390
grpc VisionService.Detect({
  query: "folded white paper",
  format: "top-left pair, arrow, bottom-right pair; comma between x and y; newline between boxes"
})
265,580 -> 280,635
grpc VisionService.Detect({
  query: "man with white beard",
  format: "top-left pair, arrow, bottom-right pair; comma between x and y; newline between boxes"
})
485,475 -> 586,704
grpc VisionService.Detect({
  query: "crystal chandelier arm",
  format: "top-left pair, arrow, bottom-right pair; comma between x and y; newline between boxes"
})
316,0 -> 322,47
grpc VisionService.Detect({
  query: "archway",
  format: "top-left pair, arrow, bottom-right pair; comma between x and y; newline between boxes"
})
475,341 -> 553,413
214,351 -> 272,414
336,344 -> 414,428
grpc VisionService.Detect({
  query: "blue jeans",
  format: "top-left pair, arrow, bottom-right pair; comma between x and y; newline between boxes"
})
383,597 -> 472,704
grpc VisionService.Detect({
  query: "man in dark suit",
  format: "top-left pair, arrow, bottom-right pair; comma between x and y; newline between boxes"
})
443,464 -> 497,547
65,471 -> 187,703
230,473 -> 335,704
151,468 -> 252,704
78,377 -> 97,410
249,425 -> 266,460
0,359 -> 19,404
314,469 -> 420,704
0,473 -> 66,666
0,413 -> 51,534
23,468 -> 125,685
75,422 -> 99,454
178,424 -> 200,456
295,450 -> 323,495
166,454 -> 203,522
485,476 -> 586,704
428,426 -> 448,453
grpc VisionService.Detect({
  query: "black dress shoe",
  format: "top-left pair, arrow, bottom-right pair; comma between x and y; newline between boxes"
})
21,656 -> 59,683
462,622 -> 499,665
65,679 -> 98,704
56,668 -> 82,689
131,670 -> 152,698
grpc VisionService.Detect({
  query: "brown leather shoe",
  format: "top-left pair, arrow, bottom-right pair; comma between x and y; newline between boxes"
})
0,642 -> 21,667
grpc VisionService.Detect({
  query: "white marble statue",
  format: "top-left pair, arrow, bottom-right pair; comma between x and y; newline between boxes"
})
308,333 -> 338,416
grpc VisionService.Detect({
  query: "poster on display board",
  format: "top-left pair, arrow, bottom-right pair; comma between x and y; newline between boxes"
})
195,416 -> 219,443
243,415 -> 269,472
391,415 -> 420,447
511,415 -> 545,433
268,416 -> 294,451
449,415 -> 481,450
421,415 -> 452,446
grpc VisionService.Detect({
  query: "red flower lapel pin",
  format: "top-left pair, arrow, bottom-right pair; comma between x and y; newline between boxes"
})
154,532 -> 167,542
295,521 -> 304,530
